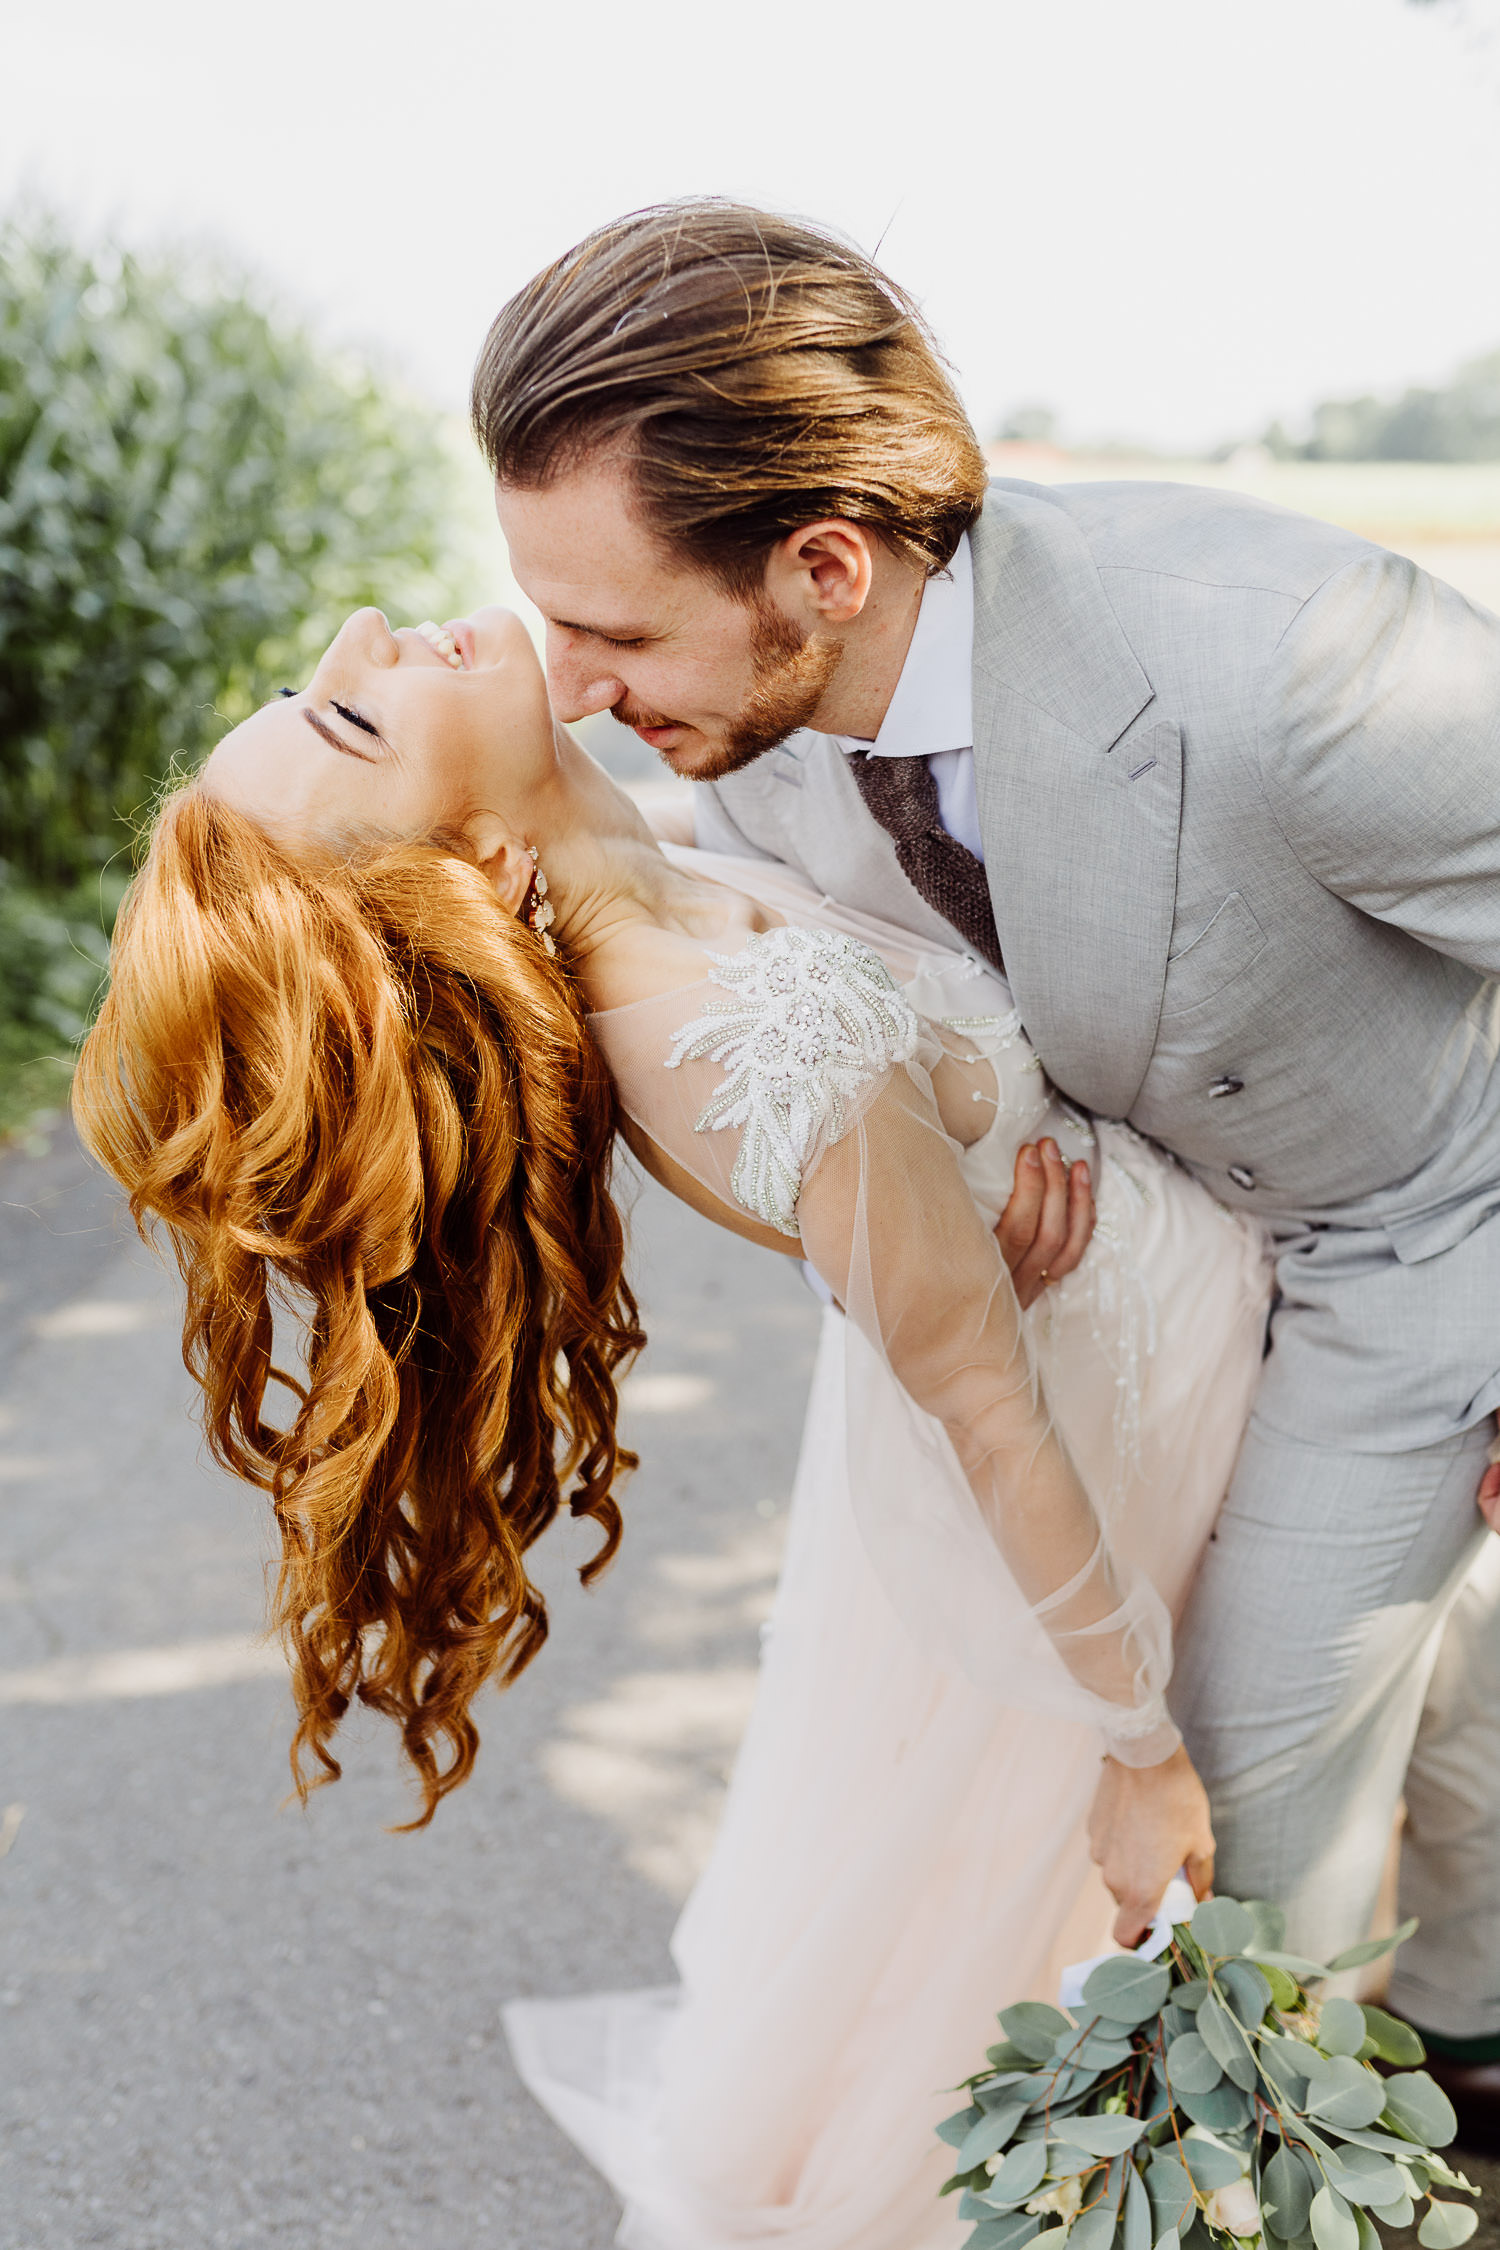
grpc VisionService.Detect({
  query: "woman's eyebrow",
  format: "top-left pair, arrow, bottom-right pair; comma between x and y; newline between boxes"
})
302,707 -> 378,764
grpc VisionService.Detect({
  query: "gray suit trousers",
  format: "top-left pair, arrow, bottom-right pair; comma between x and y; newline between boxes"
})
1175,1422 -> 1492,1990
1390,1538 -> 1500,2039
1174,1215 -> 1500,2031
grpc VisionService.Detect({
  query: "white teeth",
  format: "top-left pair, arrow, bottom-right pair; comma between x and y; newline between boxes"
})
415,619 -> 463,668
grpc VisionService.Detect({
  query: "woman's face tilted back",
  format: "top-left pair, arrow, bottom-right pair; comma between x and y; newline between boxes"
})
204,603 -> 555,853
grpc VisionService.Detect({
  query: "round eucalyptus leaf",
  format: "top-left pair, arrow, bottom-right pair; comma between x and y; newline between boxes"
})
1382,2073 -> 1459,2150
1180,2138 -> 1243,2193
1070,2207 -> 1119,2250
1165,2032 -> 1222,2094
1304,2059 -> 1388,2131
1081,1956 -> 1172,2027
1217,1960 -> 1273,2027
1310,2185 -> 1359,2250
1078,2034 -> 1136,2070
984,2137 -> 1051,2208
1318,1999 -> 1368,2059
969,2216 -> 1045,2250
1326,2141 -> 1408,2179
1323,2156 -> 1407,2208
1265,1964 -> 1304,2013
938,2101 -> 983,2149
1263,2146 -> 1313,2239
1176,2079 -> 1254,2131
1195,1996 -> 1257,2090
979,2072 -> 1036,2107
1123,2162 -> 1152,2250
1330,2127 -> 1424,2158
1260,2034 -> 1315,2106
1244,1900 -> 1289,1951
1144,2157 -> 1195,2232
1418,2200 -> 1479,2249
1000,2002 -> 1074,2062
1358,2006 -> 1426,2069
958,2103 -> 1029,2174
1174,1979 -> 1209,2012
1326,1919 -> 1418,1976
1249,1950 -> 1332,1981
1065,2115 -> 1149,2157
1190,1898 -> 1253,1955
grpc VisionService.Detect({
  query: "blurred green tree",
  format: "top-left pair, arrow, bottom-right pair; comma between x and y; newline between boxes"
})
0,211 -> 464,887
1263,347 -> 1500,462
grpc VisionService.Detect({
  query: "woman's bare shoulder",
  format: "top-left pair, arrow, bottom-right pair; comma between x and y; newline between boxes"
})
582,922 -> 722,1017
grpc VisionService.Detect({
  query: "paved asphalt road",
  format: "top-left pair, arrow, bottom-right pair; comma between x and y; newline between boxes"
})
5,1109 -> 1500,2250
0,1117 -> 820,2249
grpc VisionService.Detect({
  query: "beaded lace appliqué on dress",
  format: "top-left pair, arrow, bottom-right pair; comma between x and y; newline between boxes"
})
665,926 -> 920,1237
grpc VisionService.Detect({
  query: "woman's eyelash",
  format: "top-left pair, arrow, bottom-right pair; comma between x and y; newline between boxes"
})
331,699 -> 379,739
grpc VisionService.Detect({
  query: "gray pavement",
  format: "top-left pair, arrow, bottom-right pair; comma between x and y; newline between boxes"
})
0,1118 -> 820,2249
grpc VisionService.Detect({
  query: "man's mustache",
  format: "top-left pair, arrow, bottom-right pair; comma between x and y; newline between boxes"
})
610,695 -> 677,733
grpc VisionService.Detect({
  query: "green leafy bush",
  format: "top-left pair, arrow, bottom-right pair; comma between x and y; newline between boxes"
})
0,210 -> 465,887
0,867 -> 122,1138
0,210 -> 474,1137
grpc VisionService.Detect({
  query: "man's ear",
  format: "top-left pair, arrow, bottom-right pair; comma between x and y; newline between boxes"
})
764,520 -> 876,627
466,813 -> 534,913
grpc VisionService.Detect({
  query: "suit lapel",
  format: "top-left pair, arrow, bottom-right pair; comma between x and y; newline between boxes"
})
970,488 -> 1181,1119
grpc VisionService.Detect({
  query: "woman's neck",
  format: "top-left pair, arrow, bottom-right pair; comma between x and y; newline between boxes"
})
520,726 -> 748,994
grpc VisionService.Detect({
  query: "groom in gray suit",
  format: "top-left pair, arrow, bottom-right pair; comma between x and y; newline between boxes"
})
474,201 -> 1500,2140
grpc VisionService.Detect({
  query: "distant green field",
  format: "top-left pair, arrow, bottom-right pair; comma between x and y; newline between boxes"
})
991,449 -> 1500,537
988,449 -> 1500,614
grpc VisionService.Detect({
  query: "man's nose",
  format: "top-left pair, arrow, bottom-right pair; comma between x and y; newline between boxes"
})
546,633 -> 625,723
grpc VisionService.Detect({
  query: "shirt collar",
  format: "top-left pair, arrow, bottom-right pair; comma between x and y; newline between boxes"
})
836,530 -> 974,759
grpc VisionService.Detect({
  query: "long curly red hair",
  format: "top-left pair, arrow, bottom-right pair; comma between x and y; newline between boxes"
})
73,785 -> 643,1826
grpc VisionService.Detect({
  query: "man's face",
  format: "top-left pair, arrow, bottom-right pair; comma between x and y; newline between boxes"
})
496,455 -> 840,780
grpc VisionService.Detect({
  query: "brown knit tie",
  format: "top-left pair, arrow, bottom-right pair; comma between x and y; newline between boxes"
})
849,752 -> 1003,970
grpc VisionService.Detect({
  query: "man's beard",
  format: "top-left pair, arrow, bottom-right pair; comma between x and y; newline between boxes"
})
616,599 -> 844,781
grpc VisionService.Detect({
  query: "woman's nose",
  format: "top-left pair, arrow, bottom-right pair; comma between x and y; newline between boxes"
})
320,607 -> 393,676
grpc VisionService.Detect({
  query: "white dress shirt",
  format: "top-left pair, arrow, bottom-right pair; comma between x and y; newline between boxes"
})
783,532 -> 983,862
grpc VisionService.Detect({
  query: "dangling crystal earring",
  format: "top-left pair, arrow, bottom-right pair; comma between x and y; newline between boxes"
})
520,844 -> 556,956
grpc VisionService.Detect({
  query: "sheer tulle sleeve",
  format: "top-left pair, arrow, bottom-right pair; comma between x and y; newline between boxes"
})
591,927 -> 1180,1765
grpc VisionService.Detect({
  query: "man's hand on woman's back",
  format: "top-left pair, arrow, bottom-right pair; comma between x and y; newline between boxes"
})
997,1139 -> 1094,1309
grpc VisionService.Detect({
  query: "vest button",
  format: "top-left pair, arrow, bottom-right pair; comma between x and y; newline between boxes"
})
1208,1075 -> 1245,1099
1228,1165 -> 1256,1190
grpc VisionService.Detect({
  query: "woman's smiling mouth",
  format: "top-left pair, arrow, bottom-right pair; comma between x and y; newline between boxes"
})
414,619 -> 467,668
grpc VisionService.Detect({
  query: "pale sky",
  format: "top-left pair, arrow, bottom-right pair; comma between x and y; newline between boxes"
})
5,0 -> 1500,453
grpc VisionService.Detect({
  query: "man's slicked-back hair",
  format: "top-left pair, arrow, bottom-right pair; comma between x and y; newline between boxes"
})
471,201 -> 989,596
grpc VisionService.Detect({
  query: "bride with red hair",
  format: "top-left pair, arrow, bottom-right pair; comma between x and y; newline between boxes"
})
74,602 -> 1270,2250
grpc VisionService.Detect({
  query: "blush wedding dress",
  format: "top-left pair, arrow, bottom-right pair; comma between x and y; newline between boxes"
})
504,850 -> 1273,2250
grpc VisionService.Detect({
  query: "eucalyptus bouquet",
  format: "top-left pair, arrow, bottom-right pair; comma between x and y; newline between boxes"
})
939,1897 -> 1479,2250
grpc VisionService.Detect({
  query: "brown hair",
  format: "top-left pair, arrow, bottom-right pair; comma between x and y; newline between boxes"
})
471,200 -> 989,594
73,787 -> 643,1827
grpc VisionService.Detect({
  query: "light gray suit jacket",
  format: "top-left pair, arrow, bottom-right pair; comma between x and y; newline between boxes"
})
694,480 -> 1500,1453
